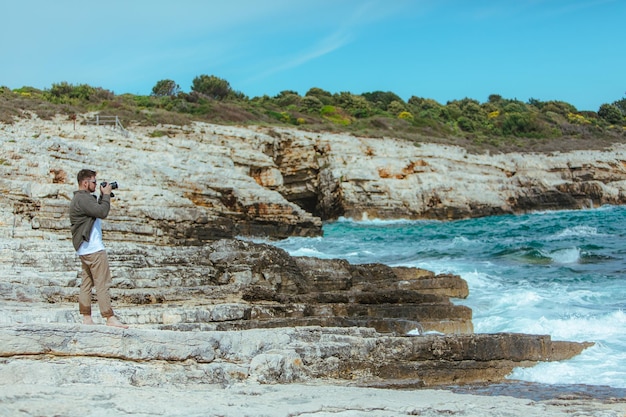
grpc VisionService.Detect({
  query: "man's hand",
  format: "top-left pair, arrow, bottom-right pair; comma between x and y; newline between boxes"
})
100,182 -> 113,195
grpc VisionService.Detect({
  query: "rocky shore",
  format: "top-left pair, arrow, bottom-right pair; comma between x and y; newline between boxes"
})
1,114 -> 625,416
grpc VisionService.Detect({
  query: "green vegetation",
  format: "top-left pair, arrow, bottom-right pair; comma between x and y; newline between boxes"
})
1,76 -> 625,153
151,79 -> 180,97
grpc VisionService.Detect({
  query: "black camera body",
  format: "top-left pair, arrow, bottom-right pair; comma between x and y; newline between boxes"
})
100,181 -> 118,190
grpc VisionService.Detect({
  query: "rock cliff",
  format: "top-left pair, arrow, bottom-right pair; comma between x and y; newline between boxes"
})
0,114 -> 613,399
2,115 -> 625,243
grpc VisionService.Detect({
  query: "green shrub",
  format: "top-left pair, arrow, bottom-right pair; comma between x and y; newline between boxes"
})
461,102 -> 484,121
320,105 -> 351,125
191,74 -> 232,100
305,87 -> 333,105
439,104 -> 462,121
387,100 -> 406,116
502,102 -> 527,114
598,104 -> 623,124
408,96 -> 442,111
300,95 -> 323,113
133,95 -> 155,108
527,97 -> 544,109
44,82 -> 113,104
613,97 -> 626,115
320,105 -> 336,116
541,101 -> 577,116
488,94 -> 503,104
151,79 -> 180,97
500,112 -> 550,137
274,91 -> 301,107
362,91 -> 404,111
457,116 -> 475,132
333,92 -> 372,118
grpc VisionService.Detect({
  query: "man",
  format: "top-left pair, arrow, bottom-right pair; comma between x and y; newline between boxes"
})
70,169 -> 128,328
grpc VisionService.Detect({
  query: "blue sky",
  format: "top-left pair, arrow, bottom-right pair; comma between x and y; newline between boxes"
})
1,0 -> 623,111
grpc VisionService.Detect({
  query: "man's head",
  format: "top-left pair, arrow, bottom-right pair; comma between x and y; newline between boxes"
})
77,169 -> 97,192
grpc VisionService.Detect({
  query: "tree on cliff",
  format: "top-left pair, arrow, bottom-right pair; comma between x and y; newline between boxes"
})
362,91 -> 404,111
598,103 -> 624,124
612,93 -> 626,116
151,79 -> 180,97
191,75 -> 233,100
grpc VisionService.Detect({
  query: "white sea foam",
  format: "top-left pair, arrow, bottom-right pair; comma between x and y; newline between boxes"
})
335,216 -> 421,226
451,236 -> 475,247
548,247 -> 581,264
538,310 -> 626,341
509,343 -> 626,388
288,247 -> 330,258
552,225 -> 599,239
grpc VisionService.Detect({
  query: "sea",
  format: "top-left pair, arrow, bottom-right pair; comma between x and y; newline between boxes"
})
268,205 -> 626,391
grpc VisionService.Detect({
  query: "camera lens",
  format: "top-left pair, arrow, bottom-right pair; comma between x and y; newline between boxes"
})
100,181 -> 118,189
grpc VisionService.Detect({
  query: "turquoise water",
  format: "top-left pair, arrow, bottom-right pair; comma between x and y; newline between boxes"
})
270,206 -> 626,388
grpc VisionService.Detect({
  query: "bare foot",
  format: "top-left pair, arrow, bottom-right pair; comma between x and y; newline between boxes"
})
82,316 -> 95,325
106,316 -> 129,329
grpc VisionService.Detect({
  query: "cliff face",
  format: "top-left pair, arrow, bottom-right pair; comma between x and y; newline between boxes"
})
0,115 -> 611,394
278,129 -> 626,221
2,115 -> 625,244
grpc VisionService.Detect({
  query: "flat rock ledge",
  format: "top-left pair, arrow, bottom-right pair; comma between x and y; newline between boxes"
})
0,324 -> 589,388
1,236 -> 592,390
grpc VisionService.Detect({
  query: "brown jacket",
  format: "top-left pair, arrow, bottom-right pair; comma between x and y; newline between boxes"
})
69,190 -> 110,251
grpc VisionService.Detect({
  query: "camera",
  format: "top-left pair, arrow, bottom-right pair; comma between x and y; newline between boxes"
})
100,181 -> 118,190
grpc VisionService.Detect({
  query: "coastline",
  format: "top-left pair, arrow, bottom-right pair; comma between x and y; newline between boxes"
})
2,118 -> 626,416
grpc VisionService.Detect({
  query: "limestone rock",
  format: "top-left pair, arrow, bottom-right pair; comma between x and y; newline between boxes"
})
0,324 -> 590,387
0,237 -> 472,335
3,117 -> 626,245
0,116 -> 600,401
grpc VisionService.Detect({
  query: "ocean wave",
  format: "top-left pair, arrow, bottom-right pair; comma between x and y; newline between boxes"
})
509,347 -> 626,388
507,310 -> 626,388
494,247 -> 551,264
549,247 -> 581,264
478,310 -> 626,343
552,225 -> 599,240
287,247 -> 331,258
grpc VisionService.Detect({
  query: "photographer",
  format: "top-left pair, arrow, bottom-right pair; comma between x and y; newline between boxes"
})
69,169 -> 127,328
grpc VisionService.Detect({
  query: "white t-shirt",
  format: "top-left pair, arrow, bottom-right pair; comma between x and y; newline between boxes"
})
76,218 -> 106,255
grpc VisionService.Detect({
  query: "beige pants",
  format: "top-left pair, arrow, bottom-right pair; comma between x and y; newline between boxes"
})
78,250 -> 114,318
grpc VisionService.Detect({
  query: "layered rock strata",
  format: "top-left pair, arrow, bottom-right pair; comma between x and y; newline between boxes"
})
0,234 -> 591,387
0,324 -> 589,387
2,116 -> 626,243
0,115 -> 602,391
1,237 -> 473,334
